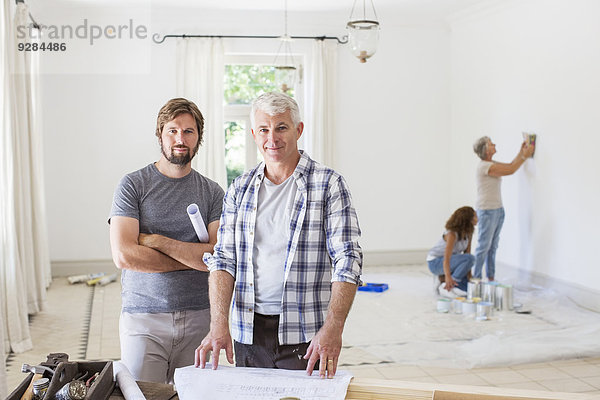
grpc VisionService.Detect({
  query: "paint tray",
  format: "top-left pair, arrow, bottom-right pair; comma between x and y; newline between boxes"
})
358,283 -> 389,292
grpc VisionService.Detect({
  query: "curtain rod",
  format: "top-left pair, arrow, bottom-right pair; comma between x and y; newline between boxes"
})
153,34 -> 348,45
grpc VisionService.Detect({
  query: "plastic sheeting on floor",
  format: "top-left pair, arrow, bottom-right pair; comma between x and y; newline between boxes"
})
342,265 -> 600,369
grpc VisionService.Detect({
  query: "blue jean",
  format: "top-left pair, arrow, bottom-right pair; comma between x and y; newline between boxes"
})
473,208 -> 505,279
428,253 -> 475,291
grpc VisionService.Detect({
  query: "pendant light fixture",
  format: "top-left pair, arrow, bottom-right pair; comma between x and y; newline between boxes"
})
272,0 -> 297,93
346,0 -> 380,63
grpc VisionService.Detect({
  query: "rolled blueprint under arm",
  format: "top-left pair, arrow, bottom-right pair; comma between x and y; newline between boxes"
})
187,203 -> 209,243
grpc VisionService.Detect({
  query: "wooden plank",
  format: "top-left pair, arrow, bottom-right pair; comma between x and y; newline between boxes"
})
346,379 -> 597,400
346,378 -> 431,400
433,390 -> 557,400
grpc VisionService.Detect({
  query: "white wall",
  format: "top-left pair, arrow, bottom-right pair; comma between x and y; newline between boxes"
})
449,0 -> 600,291
336,25 -> 452,251
35,3 -> 454,264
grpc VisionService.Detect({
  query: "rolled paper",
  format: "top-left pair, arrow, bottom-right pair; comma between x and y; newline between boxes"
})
187,203 -> 209,243
113,361 -> 146,400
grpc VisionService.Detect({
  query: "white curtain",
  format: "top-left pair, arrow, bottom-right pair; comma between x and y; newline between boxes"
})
1,1 -> 51,358
0,7 -> 10,394
176,38 -> 227,190
305,40 -> 337,166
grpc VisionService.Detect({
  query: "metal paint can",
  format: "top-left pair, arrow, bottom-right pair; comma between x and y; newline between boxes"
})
467,280 -> 481,300
481,282 -> 498,304
495,284 -> 514,311
436,298 -> 451,313
476,301 -> 494,320
452,297 -> 465,314
462,300 -> 476,314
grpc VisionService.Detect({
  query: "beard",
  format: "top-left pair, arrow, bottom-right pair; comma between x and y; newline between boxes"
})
160,141 -> 200,166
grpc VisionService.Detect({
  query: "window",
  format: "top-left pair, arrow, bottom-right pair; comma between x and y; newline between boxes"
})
223,55 -> 303,186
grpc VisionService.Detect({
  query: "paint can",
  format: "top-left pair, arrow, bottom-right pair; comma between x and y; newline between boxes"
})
495,284 -> 514,311
452,297 -> 465,314
462,300 -> 476,314
481,282 -> 497,304
437,298 -> 451,313
467,280 -> 481,300
476,301 -> 494,320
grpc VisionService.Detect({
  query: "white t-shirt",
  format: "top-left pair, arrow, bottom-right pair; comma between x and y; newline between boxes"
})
252,176 -> 298,315
476,160 -> 503,210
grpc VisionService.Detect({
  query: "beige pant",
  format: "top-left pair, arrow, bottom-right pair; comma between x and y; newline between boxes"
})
119,309 -> 210,384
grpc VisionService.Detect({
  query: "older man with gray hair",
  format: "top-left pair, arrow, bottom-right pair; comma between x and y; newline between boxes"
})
472,136 -> 534,280
195,92 -> 362,379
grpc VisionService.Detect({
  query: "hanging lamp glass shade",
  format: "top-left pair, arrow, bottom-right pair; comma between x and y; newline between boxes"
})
346,19 -> 379,63
274,65 -> 296,93
273,33 -> 297,93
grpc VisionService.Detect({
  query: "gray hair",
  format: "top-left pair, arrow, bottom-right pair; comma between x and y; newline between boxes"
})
250,92 -> 301,129
473,136 -> 490,160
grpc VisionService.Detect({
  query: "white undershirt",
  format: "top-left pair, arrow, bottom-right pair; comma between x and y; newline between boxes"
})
252,175 -> 297,315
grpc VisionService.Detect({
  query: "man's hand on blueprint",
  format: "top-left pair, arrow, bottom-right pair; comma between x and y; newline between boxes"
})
195,324 -> 234,369
304,324 -> 342,379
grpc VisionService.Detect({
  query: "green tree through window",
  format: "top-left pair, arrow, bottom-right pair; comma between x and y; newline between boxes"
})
224,65 -> 295,105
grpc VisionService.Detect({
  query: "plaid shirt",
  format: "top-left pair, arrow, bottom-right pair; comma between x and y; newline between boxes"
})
204,151 -> 362,345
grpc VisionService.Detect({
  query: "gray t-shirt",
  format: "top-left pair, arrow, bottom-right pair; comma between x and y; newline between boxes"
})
109,163 -> 224,313
476,160 -> 503,210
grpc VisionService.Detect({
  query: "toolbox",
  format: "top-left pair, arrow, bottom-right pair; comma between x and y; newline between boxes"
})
7,353 -> 114,400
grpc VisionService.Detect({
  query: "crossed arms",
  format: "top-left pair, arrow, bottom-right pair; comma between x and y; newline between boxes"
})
109,216 -> 219,272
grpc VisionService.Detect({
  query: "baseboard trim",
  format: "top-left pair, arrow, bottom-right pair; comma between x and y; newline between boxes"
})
363,250 -> 427,266
500,262 -> 600,313
51,250 -> 429,277
51,259 -> 116,277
